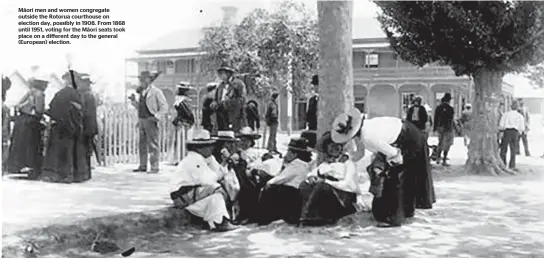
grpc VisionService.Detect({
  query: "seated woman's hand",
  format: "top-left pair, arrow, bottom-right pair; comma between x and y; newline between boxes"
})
307,176 -> 320,184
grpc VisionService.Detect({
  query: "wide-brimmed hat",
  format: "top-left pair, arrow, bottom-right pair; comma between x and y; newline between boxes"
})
213,131 -> 240,142
78,73 -> 94,84
236,126 -> 261,140
287,138 -> 312,153
217,62 -> 236,73
139,71 -> 161,82
247,100 -> 258,108
413,95 -> 422,103
300,130 -> 317,149
186,129 -> 217,146
331,108 -> 364,144
29,78 -> 48,91
176,81 -> 194,95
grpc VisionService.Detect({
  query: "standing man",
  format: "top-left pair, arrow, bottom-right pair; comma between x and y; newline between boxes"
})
406,95 -> 428,135
499,102 -> 525,170
202,83 -> 218,134
460,104 -> 473,147
246,100 -> 260,132
266,92 -> 279,154
306,75 -> 319,130
130,71 -> 168,174
516,99 -> 531,156
212,64 -> 246,131
433,93 -> 455,166
74,73 -> 98,182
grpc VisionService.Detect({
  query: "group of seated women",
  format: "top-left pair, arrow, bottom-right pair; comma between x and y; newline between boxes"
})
169,108 -> 436,231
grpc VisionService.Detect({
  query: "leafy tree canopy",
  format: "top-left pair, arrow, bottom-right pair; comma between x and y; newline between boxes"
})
375,1 -> 544,76
525,63 -> 544,88
199,1 -> 318,99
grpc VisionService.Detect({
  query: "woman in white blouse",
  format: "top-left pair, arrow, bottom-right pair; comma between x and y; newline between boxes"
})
254,138 -> 313,225
299,131 -> 362,226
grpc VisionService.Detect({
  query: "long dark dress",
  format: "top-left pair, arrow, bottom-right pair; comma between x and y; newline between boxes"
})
233,157 -> 273,223
367,153 -> 404,226
7,90 -> 45,174
37,87 -> 83,183
299,181 -> 357,226
74,88 -> 98,182
256,184 -> 302,225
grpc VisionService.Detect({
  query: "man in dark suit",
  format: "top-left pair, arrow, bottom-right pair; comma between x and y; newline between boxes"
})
306,75 -> 319,130
246,100 -> 260,131
201,83 -> 217,134
406,95 -> 428,132
433,93 -> 455,166
211,64 -> 247,132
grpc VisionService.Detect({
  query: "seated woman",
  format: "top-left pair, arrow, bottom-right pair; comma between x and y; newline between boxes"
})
169,129 -> 235,232
299,131 -> 362,226
255,138 -> 313,225
360,116 -> 436,227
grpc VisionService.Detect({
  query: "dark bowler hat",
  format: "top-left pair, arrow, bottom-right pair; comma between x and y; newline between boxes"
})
311,74 -> 318,86
300,130 -> 317,149
288,138 -> 312,153
217,62 -> 236,73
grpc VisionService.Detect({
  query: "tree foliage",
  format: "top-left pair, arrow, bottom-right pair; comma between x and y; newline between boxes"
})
525,63 -> 544,88
198,1 -> 318,100
375,1 -> 544,77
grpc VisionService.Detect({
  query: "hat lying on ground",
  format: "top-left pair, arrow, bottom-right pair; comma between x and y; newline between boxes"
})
187,129 -> 216,146
331,108 -> 364,144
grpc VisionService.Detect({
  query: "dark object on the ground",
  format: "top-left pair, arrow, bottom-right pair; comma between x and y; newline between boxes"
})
121,247 -> 136,257
91,240 -> 120,254
429,144 -> 438,161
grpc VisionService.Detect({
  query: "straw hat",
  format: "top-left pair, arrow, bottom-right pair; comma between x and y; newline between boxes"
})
213,131 -> 240,142
331,108 -> 364,144
236,126 -> 261,140
186,129 -> 217,145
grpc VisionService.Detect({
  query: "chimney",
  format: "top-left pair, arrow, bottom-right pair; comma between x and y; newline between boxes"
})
221,6 -> 238,25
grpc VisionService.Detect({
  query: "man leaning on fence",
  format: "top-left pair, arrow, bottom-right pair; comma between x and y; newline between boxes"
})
130,71 -> 168,174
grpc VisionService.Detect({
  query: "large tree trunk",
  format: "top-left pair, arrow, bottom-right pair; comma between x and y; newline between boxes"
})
316,1 -> 354,139
466,67 -> 515,175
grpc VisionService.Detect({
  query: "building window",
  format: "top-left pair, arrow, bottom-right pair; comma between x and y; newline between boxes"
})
150,60 -> 158,72
365,53 -> 379,68
187,59 -> 196,73
157,60 -> 167,73
355,96 -> 365,113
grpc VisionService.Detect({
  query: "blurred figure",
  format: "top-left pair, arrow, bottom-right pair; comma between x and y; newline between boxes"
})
212,63 -> 246,131
499,102 -> 525,170
201,83 -> 218,134
406,95 -> 428,134
170,82 -> 195,164
246,100 -> 260,132
306,75 -> 319,130
433,93 -> 454,166
74,73 -> 98,182
2,77 -> 12,174
516,99 -> 531,156
460,103 -> 473,147
7,78 -> 46,175
265,92 -> 279,153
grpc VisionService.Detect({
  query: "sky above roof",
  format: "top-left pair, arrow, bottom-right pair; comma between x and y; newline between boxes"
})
0,0 -> 537,100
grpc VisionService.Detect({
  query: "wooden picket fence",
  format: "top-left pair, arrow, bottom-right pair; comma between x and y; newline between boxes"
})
97,103 -> 180,166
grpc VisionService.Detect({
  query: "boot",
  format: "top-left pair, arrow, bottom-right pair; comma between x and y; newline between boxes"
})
214,217 -> 236,232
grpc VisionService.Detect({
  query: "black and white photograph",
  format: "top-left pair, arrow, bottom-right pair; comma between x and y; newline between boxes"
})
1,0 -> 544,257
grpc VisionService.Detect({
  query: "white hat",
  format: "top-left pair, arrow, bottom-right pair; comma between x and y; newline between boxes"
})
236,126 -> 261,140
331,108 -> 364,144
186,129 -> 216,145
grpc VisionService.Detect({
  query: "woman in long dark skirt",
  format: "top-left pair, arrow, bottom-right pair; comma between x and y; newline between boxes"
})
255,138 -> 312,225
361,116 -> 436,227
299,131 -> 361,226
37,71 -> 84,183
7,79 -> 46,174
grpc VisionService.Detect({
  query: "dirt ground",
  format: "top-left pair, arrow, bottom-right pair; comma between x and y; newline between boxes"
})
3,134 -> 544,257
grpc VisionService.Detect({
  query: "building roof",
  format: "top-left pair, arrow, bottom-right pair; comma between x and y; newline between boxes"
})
136,17 -> 387,53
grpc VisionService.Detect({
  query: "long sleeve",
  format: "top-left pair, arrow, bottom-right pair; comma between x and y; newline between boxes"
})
326,160 -> 361,194
517,114 -> 526,133
361,117 -> 402,158
35,91 -> 45,115
155,89 -> 169,119
346,137 -> 365,162
433,106 -> 440,131
267,159 -> 308,187
499,113 -> 507,130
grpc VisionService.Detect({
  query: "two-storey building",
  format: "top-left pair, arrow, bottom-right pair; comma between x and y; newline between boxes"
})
127,9 -> 514,131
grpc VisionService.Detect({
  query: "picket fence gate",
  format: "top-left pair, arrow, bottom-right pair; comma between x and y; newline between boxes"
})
97,103 -> 183,166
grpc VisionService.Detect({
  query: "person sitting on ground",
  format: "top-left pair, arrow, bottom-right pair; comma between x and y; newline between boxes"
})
169,129 -> 235,232
299,130 -> 362,226
255,138 -> 313,226
210,130 -> 242,217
